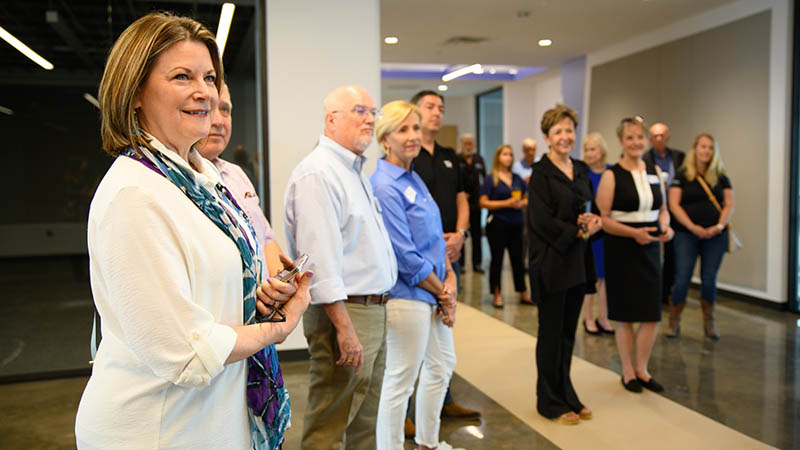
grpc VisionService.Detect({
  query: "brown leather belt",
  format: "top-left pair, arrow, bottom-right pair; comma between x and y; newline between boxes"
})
345,292 -> 390,305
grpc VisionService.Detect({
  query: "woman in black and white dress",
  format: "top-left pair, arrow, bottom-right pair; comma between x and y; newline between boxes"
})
596,117 -> 673,394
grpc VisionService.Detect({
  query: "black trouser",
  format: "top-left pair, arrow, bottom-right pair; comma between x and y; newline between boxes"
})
536,284 -> 585,418
486,217 -> 525,293
662,240 -> 675,302
459,204 -> 483,269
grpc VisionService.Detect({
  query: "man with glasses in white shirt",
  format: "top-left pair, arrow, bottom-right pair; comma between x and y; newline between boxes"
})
286,85 -> 398,450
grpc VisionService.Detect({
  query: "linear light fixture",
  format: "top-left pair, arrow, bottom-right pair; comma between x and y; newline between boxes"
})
442,64 -> 481,82
0,105 -> 13,115
83,93 -> 100,109
216,3 -> 236,57
0,25 -> 54,70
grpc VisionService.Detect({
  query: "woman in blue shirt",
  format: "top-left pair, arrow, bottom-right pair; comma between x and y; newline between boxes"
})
370,101 -> 458,450
479,144 -> 531,308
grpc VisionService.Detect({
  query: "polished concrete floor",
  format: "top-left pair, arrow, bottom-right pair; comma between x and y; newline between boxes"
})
1,248 -> 799,449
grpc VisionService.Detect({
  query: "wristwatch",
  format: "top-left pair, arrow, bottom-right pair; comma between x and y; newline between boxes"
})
716,223 -> 725,231
457,228 -> 469,238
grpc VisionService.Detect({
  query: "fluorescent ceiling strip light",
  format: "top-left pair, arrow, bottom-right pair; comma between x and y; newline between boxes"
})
0,105 -> 13,115
0,25 -> 54,70
83,93 -> 100,109
442,64 -> 481,82
216,3 -> 236,57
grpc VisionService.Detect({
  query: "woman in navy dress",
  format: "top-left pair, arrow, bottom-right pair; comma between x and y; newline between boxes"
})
581,133 -> 614,335
596,117 -> 673,394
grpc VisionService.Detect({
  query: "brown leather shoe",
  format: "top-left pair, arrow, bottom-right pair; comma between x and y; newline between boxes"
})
404,417 -> 415,438
441,401 -> 482,419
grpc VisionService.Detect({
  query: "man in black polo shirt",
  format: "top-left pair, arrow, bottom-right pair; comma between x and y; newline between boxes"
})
407,90 -> 479,427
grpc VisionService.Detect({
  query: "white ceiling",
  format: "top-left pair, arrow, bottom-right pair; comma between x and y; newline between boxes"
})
380,0 -> 739,98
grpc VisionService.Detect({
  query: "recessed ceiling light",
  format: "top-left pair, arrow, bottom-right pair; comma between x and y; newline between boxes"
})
489,68 -> 496,74
437,84 -> 448,92
384,36 -> 399,44
509,68 -> 518,75
538,39 -> 552,47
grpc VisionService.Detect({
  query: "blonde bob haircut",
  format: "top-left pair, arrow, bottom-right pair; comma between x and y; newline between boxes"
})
99,12 -> 223,156
541,103 -> 578,136
681,133 -> 727,187
581,132 -> 608,163
490,144 -> 513,187
376,100 -> 421,154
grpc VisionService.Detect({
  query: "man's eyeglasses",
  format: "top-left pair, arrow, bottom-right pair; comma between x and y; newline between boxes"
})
333,105 -> 382,120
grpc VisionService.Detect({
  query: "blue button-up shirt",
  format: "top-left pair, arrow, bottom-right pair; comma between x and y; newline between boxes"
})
371,158 -> 446,305
285,135 -> 398,305
512,159 -> 533,181
653,149 -> 676,185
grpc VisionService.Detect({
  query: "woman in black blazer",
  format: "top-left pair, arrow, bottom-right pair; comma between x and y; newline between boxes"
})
528,104 -> 603,425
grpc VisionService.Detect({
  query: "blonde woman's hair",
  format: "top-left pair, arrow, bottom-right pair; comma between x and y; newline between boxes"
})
376,100 -> 421,154
681,133 -> 727,187
99,12 -> 223,156
616,116 -> 648,141
490,144 -> 513,186
541,104 -> 578,136
581,132 -> 608,163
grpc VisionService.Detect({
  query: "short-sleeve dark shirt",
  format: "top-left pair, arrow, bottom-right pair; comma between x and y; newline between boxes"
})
480,173 -> 527,225
669,169 -> 732,233
460,154 -> 486,206
412,141 -> 465,232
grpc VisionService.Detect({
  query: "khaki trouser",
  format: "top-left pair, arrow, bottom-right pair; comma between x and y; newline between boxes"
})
300,302 -> 387,450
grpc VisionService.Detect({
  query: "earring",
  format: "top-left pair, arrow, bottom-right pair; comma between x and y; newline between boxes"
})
133,110 -> 142,136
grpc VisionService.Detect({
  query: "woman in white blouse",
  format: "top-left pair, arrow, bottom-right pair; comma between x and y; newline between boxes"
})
75,13 -> 309,450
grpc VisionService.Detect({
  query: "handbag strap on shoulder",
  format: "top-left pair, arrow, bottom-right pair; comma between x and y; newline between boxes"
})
695,175 -> 723,213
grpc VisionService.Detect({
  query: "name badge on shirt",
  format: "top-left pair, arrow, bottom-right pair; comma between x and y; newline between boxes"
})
404,186 -> 417,203
648,174 -> 660,184
443,160 -> 453,169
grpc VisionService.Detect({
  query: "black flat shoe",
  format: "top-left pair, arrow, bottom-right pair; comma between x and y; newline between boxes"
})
621,377 -> 643,393
492,301 -> 504,309
583,320 -> 601,335
520,299 -> 535,306
637,376 -> 664,393
596,320 -> 615,335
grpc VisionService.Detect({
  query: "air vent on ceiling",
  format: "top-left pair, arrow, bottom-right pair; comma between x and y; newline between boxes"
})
443,36 -> 488,46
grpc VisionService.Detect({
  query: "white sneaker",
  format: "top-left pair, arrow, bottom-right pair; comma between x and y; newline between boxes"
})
436,441 -> 465,450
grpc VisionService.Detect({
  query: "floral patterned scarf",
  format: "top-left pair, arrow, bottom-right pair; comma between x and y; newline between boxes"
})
122,146 -> 290,449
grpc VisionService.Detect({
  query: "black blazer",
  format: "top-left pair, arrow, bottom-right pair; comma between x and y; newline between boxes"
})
527,156 -> 597,298
643,147 -> 685,173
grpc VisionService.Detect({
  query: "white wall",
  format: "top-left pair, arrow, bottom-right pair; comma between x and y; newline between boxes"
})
267,0 -> 381,350
502,69 -> 563,162
582,0 -> 792,303
445,95 -> 476,147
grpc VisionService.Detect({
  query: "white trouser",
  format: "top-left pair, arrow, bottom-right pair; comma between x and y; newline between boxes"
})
376,299 -> 457,450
